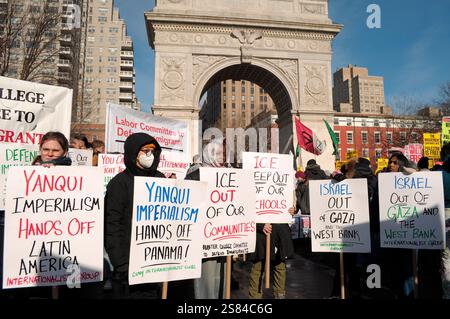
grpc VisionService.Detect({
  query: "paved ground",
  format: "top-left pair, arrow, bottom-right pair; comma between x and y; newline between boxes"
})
231,239 -> 336,299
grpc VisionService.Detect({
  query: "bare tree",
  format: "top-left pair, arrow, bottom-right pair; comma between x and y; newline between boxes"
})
0,1 -> 63,82
438,82 -> 450,115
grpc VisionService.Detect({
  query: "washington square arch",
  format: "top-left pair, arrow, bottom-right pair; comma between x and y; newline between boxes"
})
145,0 -> 341,171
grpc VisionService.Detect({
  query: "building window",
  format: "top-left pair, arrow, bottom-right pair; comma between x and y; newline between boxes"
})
335,132 -> 340,144
362,148 -> 369,158
223,103 -> 226,109
386,132 -> 392,144
346,118 -> 352,126
232,103 -> 235,109
334,118 -> 339,125
361,119 -> 367,126
241,95 -> 245,102
375,149 -> 382,159
242,103 -> 246,110
386,120 -> 391,128
374,132 -> 381,144
412,132 -> 418,143
347,132 -> 353,144
361,132 -> 368,144
374,119 -> 380,127
251,103 -> 254,110
400,132 -> 407,145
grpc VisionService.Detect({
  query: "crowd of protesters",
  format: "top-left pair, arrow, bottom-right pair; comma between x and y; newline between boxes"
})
0,130 -> 449,300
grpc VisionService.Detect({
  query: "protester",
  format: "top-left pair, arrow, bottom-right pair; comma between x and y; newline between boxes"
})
304,159 -> 329,180
417,156 -> 430,171
91,140 -> 105,166
105,133 -> 165,299
248,206 -> 296,299
36,131 -> 72,166
181,139 -> 227,299
70,133 -> 90,149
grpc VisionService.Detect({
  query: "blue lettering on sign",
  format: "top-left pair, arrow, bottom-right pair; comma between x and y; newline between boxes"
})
320,182 -> 352,196
394,176 -> 431,190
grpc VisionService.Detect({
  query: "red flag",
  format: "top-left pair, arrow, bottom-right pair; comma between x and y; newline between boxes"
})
294,116 -> 326,155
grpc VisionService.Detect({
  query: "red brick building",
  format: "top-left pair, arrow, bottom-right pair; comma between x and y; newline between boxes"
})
333,113 -> 441,167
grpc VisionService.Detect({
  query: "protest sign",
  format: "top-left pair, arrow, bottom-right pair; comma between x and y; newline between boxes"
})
0,76 -> 72,145
129,177 -> 207,284
423,133 -> 441,159
442,117 -> 450,145
309,179 -> 371,253
97,153 -> 125,193
404,144 -> 423,164
105,103 -> 188,154
199,167 -> 256,258
67,148 -> 93,166
377,158 -> 389,171
0,143 -> 39,210
158,149 -> 190,179
242,152 -> 294,224
379,171 -> 445,249
3,166 -> 104,289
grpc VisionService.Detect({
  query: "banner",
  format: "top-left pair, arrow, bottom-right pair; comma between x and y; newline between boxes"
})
309,179 -> 371,253
97,153 -> 125,193
105,103 -> 189,154
199,167 -> 256,258
3,166 -> 104,288
379,172 -> 446,249
67,148 -> 93,166
0,143 -> 39,210
0,76 -> 72,145
129,177 -> 207,284
242,152 -> 294,224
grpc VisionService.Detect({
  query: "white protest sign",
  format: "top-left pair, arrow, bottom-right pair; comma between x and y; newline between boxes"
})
129,177 -> 207,284
105,103 -> 189,154
242,152 -> 294,223
3,166 -> 104,289
309,179 -> 371,253
0,143 -> 39,210
199,167 -> 256,258
379,171 -> 446,249
67,148 -> 93,166
158,149 -> 190,179
97,153 -> 125,193
0,76 -> 72,145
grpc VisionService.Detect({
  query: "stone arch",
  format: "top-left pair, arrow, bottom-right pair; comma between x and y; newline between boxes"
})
193,57 -> 299,117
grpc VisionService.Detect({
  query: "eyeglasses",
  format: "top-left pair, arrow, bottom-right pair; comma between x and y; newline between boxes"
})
389,160 -> 398,164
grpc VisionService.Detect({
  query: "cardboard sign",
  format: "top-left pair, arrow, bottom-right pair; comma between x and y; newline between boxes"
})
3,166 -> 104,288
242,152 -> 294,224
199,167 -> 256,258
379,172 -> 446,249
309,179 -> 371,253
128,177 -> 207,284
423,133 -> 441,159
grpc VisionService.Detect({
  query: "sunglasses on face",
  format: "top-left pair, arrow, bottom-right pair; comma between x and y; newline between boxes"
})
389,160 -> 398,164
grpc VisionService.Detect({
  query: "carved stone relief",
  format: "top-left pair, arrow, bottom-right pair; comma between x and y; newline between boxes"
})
161,57 -> 185,101
231,29 -> 263,63
304,65 -> 327,105
192,55 -> 227,85
267,59 -> 299,89
300,2 -> 325,15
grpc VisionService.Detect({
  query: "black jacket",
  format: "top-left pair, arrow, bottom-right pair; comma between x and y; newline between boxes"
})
105,133 -> 165,273
251,224 -> 294,262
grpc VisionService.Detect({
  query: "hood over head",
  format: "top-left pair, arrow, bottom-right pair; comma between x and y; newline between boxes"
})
123,132 -> 162,176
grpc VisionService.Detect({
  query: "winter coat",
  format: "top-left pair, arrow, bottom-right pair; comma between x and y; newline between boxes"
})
250,224 -> 294,262
304,163 -> 328,180
105,133 -> 165,274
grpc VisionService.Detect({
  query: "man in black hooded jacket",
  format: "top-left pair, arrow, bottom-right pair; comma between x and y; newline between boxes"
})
105,132 -> 165,299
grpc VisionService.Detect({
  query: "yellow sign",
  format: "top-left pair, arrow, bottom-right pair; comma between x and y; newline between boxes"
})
377,158 -> 389,170
335,161 -> 344,171
346,150 -> 358,160
423,133 -> 441,159
442,117 -> 450,145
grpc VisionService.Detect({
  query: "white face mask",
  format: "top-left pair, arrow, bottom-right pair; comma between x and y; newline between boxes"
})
138,152 -> 154,168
